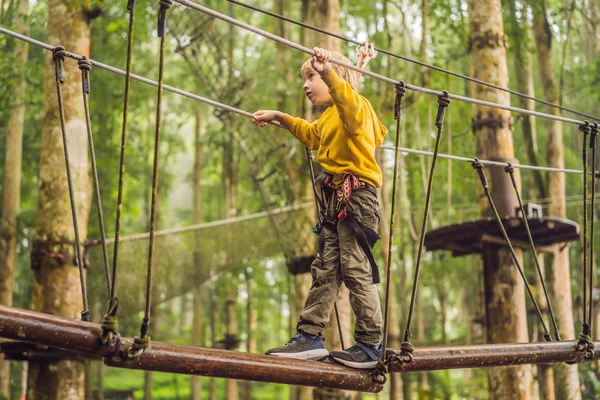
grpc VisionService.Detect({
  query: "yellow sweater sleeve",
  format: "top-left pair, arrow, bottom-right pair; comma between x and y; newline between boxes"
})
321,70 -> 367,135
280,114 -> 320,150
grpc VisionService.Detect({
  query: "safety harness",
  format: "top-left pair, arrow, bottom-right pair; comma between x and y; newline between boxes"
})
313,173 -> 381,284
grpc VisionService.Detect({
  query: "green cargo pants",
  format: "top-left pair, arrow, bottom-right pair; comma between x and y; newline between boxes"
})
297,188 -> 383,346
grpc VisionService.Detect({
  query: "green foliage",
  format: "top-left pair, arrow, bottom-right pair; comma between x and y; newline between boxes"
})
3,0 -> 600,398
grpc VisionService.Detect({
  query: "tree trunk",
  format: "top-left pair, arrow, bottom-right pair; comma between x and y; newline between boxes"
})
530,3 -> 581,399
209,286 -> 217,400
467,1 -> 532,398
225,278 -> 238,400
241,271 -> 257,399
507,0 -> 545,200
191,95 -> 204,400
191,287 -> 203,400
28,2 -> 92,399
144,304 -> 159,400
590,0 -> 600,55
0,0 -> 28,396
506,2 -> 549,397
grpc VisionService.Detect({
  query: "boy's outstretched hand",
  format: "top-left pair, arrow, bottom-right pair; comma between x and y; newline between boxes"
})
252,110 -> 283,128
311,47 -> 333,76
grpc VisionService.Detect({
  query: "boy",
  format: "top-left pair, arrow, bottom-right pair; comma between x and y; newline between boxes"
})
252,47 -> 387,369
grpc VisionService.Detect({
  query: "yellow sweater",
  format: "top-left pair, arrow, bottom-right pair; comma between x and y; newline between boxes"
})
280,70 -> 387,188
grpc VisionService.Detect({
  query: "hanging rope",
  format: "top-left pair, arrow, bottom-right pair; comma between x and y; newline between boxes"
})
388,91 -> 450,367
581,122 -> 590,330
471,159 -> 552,341
304,147 -> 345,350
103,0 -> 137,343
587,122 -> 598,337
226,0 -> 599,123
78,56 -> 112,301
52,46 -> 90,322
127,0 -> 173,358
576,121 -> 595,359
373,82 -> 406,385
505,164 -> 560,341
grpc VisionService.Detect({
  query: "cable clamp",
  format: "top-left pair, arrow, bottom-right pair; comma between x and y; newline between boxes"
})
126,335 -> 151,359
52,46 -> 67,83
471,158 -> 488,188
78,56 -> 92,94
99,298 -> 120,345
394,81 -> 406,120
435,90 -> 451,128
158,0 -> 174,37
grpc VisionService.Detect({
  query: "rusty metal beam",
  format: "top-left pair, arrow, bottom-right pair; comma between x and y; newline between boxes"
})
1,305 -> 598,389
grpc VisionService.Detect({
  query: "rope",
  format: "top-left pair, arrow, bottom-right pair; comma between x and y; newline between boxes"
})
226,0 -> 600,123
304,147 -> 345,350
128,0 -> 174,359
78,56 -> 112,300
394,91 -> 450,365
52,46 -> 89,322
588,123 -> 598,336
106,0 -> 137,338
374,82 -> 406,384
471,159 -> 552,341
505,164 -> 560,341
169,0 -> 584,126
0,26 -> 594,176
580,122 -> 591,344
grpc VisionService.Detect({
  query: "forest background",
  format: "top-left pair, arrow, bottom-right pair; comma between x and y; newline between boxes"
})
1,0 -> 600,399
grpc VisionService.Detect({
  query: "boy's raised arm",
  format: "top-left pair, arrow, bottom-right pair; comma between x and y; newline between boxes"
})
311,48 -> 367,135
321,70 -> 367,135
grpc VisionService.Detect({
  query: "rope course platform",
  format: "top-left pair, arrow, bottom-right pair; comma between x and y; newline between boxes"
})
0,305 -> 598,392
425,216 -> 580,256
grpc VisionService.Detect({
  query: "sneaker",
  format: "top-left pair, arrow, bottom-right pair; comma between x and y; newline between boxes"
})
266,332 -> 329,361
329,342 -> 381,369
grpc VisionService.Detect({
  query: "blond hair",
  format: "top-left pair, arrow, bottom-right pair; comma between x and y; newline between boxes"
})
301,50 -> 358,91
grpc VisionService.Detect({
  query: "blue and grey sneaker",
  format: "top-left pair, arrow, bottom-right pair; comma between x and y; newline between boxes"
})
266,332 -> 329,361
329,342 -> 381,369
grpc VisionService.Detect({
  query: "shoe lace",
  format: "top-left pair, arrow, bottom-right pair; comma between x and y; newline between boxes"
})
285,333 -> 303,346
346,344 -> 363,354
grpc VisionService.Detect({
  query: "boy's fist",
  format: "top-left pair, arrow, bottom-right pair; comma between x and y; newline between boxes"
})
252,110 -> 283,128
311,47 -> 332,75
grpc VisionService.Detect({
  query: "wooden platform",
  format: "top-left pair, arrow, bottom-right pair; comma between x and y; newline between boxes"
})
424,216 -> 580,256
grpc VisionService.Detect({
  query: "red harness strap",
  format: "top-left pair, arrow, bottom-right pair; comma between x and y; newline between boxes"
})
322,173 -> 361,220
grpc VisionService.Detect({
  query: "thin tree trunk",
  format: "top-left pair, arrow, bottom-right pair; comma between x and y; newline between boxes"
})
242,271 -> 257,399
530,2 -> 581,399
144,304 -> 160,400
507,0 -> 545,200
95,362 -> 104,400
190,96 -> 204,400
28,2 -> 92,399
191,287 -> 203,399
507,2 -> 548,397
209,287 -> 217,400
590,0 -> 600,55
225,277 -> 238,400
224,130 -> 238,400
468,1 -> 532,398
0,0 -> 28,396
